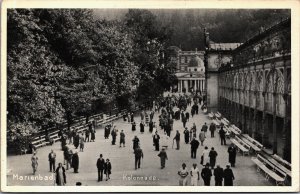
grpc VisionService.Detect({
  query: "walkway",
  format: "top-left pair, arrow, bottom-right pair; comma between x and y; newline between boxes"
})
7,105 -> 272,186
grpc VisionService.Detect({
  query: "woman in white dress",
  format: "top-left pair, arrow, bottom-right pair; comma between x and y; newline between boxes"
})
202,146 -> 210,166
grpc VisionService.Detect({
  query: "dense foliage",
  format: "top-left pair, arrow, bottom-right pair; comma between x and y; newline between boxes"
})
94,9 -> 291,50
7,9 -> 174,147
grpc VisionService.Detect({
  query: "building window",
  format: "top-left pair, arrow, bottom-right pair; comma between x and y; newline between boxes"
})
181,57 -> 185,63
185,67 -> 188,71
194,68 -> 197,71
185,57 -> 187,63
189,69 -> 191,72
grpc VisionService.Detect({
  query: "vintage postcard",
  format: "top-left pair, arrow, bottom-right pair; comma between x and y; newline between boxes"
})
1,0 -> 299,192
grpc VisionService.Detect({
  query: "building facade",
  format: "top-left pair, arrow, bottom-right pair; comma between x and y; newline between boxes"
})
175,50 -> 206,93
207,18 -> 291,161
204,41 -> 241,110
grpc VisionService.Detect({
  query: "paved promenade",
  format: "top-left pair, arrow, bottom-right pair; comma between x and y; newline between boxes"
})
7,105 -> 272,186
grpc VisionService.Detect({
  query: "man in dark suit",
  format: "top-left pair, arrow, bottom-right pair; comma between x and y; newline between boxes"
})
213,164 -> 224,186
201,123 -> 208,136
72,151 -> 79,173
153,132 -> 160,151
228,144 -> 237,167
96,154 -> 105,181
201,163 -> 212,186
173,130 -> 180,150
190,137 -> 200,159
209,123 -> 216,138
219,127 -> 226,145
209,147 -> 218,169
134,146 -> 143,170
48,149 -> 56,172
223,164 -> 235,186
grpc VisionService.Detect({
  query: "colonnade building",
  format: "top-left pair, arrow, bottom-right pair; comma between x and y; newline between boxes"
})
205,18 -> 291,161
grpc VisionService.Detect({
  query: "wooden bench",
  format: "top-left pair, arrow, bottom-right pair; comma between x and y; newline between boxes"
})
208,113 -> 214,120
223,117 -> 230,123
231,138 -> 250,156
28,108 -> 134,150
257,154 -> 287,186
215,112 -> 222,119
251,155 -> 286,186
272,154 -> 291,170
227,126 -> 240,136
33,139 -> 49,149
243,134 -> 263,149
235,137 -> 251,155
261,154 -> 292,177
240,136 -> 262,154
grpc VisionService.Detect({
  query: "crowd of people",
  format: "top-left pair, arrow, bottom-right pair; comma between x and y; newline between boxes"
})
30,92 -> 238,186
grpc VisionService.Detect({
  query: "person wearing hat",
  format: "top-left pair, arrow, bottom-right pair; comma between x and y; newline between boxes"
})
119,130 -> 125,147
201,123 -> 208,136
157,148 -> 168,169
131,121 -> 136,132
132,136 -> 140,151
173,130 -> 180,150
201,163 -> 212,186
111,126 -> 117,145
209,147 -> 218,169
153,131 -> 160,151
140,122 -> 145,133
72,151 -> 79,173
104,125 -> 110,139
74,132 -> 80,149
96,154 -> 105,182
149,120 -> 154,133
219,126 -> 226,145
190,163 -> 200,186
209,122 -> 216,138
104,159 -> 112,181
227,144 -> 237,167
223,164 -> 235,186
178,163 -> 189,186
185,111 -> 190,122
213,164 -> 224,186
190,137 -> 200,159
183,127 -> 190,144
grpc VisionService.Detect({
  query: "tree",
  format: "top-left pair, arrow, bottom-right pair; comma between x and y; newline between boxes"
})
123,9 -> 175,104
